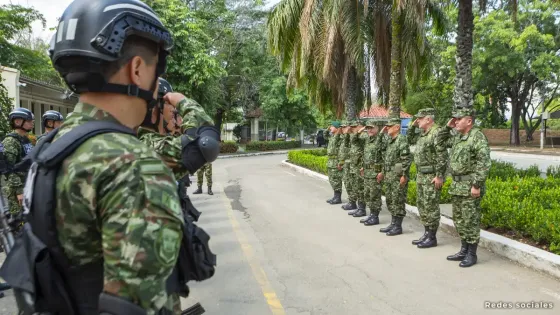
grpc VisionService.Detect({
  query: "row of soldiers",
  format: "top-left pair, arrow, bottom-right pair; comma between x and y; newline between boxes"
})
325,107 -> 491,268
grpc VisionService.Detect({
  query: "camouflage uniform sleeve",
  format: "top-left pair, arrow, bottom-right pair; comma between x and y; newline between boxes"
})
2,137 -> 24,195
471,130 -> 491,188
406,124 -> 420,145
437,126 -> 454,149
99,155 -> 183,313
398,135 -> 412,178
176,97 -> 214,131
435,126 -> 449,178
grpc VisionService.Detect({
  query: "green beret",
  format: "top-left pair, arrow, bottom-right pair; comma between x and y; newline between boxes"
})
417,108 -> 436,118
452,107 -> 476,118
385,118 -> 401,126
331,120 -> 341,128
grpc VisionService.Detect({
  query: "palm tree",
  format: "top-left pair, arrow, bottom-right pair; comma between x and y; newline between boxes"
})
453,0 -> 474,109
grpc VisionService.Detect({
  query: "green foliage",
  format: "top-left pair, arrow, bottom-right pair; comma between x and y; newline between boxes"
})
0,83 -> 12,138
246,140 -> 301,151
0,4 -> 45,40
489,160 -> 542,180
219,141 -> 239,154
287,150 -> 328,175
547,165 -> 560,179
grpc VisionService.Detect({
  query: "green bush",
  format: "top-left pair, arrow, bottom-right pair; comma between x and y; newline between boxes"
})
220,141 -> 239,154
298,148 -> 327,156
489,160 -> 542,180
246,140 -> 301,151
288,150 -> 328,175
547,165 -> 560,179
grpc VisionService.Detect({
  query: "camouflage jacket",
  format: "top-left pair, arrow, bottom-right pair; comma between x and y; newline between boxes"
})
326,134 -> 341,168
362,134 -> 384,178
439,126 -> 491,196
382,133 -> 412,179
52,102 -> 183,314
1,132 -> 34,195
179,97 -> 214,131
349,133 -> 366,172
337,134 -> 350,167
407,124 -> 448,185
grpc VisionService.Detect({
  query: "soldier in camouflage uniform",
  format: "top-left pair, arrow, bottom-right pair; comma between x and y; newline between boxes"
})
193,163 -> 213,195
339,121 -> 356,210
359,120 -> 385,225
326,121 -> 343,204
439,107 -> 491,268
44,1 -> 195,313
407,108 -> 448,248
37,110 -> 64,142
377,118 -> 412,236
1,108 -> 35,218
348,120 -> 367,217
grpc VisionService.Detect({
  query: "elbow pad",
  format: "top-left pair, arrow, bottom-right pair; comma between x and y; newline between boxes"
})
98,293 -> 146,315
197,126 -> 220,163
180,126 -> 220,174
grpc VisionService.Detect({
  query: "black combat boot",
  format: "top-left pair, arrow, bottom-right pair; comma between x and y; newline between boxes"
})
360,213 -> 374,223
459,243 -> 478,268
193,186 -> 203,194
326,191 -> 336,203
364,214 -> 380,226
330,191 -> 342,204
207,186 -> 213,195
379,216 -> 396,233
417,227 -> 438,248
412,226 -> 429,245
352,202 -> 367,217
386,216 -> 404,236
447,240 -> 468,261
341,201 -> 357,210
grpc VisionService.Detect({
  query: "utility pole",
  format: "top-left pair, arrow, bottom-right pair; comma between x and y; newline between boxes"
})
541,106 -> 549,150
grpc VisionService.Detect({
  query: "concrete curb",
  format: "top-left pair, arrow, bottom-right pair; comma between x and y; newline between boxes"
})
281,159 -> 560,280
218,150 -> 289,159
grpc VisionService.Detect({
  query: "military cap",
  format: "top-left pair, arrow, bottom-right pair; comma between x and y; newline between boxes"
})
349,120 -> 358,127
416,108 -> 436,118
331,120 -> 341,128
365,120 -> 376,127
385,117 -> 401,126
340,120 -> 348,127
452,107 -> 476,118
357,119 -> 365,126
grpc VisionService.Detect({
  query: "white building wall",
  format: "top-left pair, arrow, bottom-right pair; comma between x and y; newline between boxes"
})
0,66 -> 20,109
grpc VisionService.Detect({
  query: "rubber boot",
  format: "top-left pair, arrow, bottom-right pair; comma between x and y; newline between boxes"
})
386,216 -> 404,236
364,214 -> 380,226
459,243 -> 478,268
207,186 -> 213,195
360,213 -> 374,223
330,191 -> 342,205
412,226 -> 429,245
379,216 -> 396,233
193,186 -> 203,194
447,240 -> 468,261
341,201 -> 357,211
417,227 -> 438,248
352,202 -> 367,217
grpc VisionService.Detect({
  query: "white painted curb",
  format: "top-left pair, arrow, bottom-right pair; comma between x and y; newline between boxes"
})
281,159 -> 560,279
218,150 -> 289,159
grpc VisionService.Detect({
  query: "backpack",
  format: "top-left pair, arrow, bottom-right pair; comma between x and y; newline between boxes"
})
0,121 -> 216,314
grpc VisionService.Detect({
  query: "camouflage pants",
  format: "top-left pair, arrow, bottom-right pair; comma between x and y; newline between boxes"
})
384,175 -> 408,217
363,177 -> 382,215
197,163 -> 212,187
162,293 -> 182,314
417,183 -> 441,229
348,170 -> 364,203
451,195 -> 481,244
343,163 -> 354,202
1,185 -> 22,216
328,167 -> 343,192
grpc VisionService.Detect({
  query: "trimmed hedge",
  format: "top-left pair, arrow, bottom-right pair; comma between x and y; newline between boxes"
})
246,140 -> 301,151
220,141 -> 239,154
288,149 -> 560,254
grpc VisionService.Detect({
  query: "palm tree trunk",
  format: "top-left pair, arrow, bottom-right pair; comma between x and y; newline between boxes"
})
345,66 -> 358,120
454,0 -> 474,109
388,6 -> 402,119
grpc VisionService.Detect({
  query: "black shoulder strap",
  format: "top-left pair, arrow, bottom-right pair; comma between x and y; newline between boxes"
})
36,121 -> 137,168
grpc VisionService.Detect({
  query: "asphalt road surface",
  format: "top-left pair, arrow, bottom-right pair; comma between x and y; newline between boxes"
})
490,151 -> 560,173
1,154 -> 559,315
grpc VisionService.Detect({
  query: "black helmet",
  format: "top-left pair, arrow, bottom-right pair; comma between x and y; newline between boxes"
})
9,108 -> 34,122
158,77 -> 173,98
42,110 -> 64,127
49,0 -> 173,105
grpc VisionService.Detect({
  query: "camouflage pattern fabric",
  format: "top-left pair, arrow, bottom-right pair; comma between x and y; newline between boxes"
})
52,102 -> 183,314
197,163 -> 213,186
1,133 -> 33,216
138,128 -> 189,181
338,134 -> 353,201
349,132 -> 365,202
407,123 -> 448,229
451,195 -> 482,243
178,97 -> 214,132
382,134 -> 412,217
326,134 -> 342,192
363,133 -> 384,215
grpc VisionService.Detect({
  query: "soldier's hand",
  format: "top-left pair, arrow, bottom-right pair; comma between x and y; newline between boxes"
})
360,168 -> 364,176
17,194 -> 23,206
376,173 -> 384,183
471,186 -> 481,198
413,118 -> 419,126
400,176 -> 407,187
447,118 -> 456,128
432,176 -> 443,190
163,92 -> 186,107
337,164 -> 342,171
381,126 -> 388,133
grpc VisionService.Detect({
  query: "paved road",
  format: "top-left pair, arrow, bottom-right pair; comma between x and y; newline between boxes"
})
1,154 -> 559,315
491,151 -> 560,173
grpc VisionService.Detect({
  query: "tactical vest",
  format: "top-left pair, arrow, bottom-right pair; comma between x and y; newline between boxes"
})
0,121 -> 216,315
0,133 -> 34,175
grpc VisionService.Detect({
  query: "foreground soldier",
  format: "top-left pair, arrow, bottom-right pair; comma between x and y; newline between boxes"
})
377,118 -> 412,236
326,121 -> 343,204
339,122 -> 356,210
439,107 -> 491,267
407,108 -> 448,248
360,120 -> 384,225
37,110 -> 64,142
348,120 -> 367,217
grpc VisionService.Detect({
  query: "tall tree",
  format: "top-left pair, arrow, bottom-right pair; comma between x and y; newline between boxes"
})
453,0 -> 475,112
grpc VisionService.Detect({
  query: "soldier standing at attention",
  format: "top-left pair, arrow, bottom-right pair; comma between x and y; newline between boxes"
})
439,107 -> 491,267
359,120 -> 385,225
193,163 -> 213,195
377,118 -> 412,236
326,121 -> 343,204
37,110 -> 64,142
407,108 -> 448,248
348,120 -> 367,217
340,121 -> 356,210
